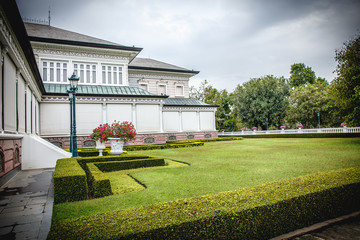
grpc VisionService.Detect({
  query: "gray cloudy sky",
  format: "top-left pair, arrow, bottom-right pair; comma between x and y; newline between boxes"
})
16,0 -> 360,91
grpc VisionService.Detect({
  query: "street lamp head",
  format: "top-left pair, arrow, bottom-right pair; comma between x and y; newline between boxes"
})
68,72 -> 80,89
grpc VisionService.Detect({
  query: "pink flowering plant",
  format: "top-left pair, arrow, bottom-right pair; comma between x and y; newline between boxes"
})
297,124 -> 303,128
241,128 -> 245,131
90,123 -> 112,143
341,122 -> 347,127
252,127 -> 257,130
111,121 -> 137,143
280,125 -> 286,129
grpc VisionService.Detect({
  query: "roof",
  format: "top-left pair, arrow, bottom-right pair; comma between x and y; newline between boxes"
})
0,1 -> 45,94
164,98 -> 218,107
43,83 -> 167,98
129,58 -> 199,74
24,22 -> 142,52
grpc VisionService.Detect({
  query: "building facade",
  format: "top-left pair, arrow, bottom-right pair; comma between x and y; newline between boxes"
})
0,0 -> 217,181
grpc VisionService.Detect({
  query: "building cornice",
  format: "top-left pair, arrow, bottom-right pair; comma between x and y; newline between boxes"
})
42,95 -> 166,104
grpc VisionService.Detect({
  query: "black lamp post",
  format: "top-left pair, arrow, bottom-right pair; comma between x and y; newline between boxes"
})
317,112 -> 321,129
68,72 -> 80,158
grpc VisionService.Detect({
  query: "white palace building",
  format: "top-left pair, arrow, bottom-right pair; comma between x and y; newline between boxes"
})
0,1 -> 217,183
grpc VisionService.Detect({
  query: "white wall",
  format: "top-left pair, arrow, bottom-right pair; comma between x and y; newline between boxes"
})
107,104 -> 132,124
4,55 -> 16,132
200,112 -> 215,131
76,103 -> 102,134
18,75 -> 26,133
163,111 -> 180,132
40,103 -> 70,135
182,111 -> 197,132
136,104 -> 160,132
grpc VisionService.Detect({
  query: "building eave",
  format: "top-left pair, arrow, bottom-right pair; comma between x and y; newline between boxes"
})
128,65 -> 200,75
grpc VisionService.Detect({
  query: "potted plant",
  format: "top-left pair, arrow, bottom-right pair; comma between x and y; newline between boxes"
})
109,121 -> 137,155
280,125 -> 286,132
252,127 -> 257,134
90,123 -> 112,156
341,122 -> 347,128
297,124 -> 303,129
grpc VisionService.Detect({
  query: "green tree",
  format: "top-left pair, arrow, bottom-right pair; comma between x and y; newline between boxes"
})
233,75 -> 290,129
289,63 -> 316,88
190,80 -> 240,131
285,82 -> 339,128
330,34 -> 360,126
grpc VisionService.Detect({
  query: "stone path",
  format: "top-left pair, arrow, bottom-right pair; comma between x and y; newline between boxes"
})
0,169 -> 54,240
291,215 -> 360,240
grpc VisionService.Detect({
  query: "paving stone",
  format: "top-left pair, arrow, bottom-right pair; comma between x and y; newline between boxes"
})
2,206 -> 24,213
0,226 -> 13,235
15,229 -> 39,240
27,196 -> 47,205
13,222 -> 41,233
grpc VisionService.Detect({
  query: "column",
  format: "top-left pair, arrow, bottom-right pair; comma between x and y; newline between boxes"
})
132,103 -> 137,129
179,109 -> 183,132
102,102 -> 107,123
196,110 -> 200,131
159,104 -> 164,133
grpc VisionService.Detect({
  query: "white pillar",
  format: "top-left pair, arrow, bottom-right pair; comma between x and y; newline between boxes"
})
197,110 -> 200,131
159,104 -> 164,133
132,103 -> 137,129
102,102 -> 107,123
179,109 -> 183,132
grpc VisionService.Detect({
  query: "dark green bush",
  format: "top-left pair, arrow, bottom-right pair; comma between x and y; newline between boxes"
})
85,163 -> 112,198
53,158 -> 88,204
124,142 -> 204,151
48,167 -> 360,239
94,157 -> 166,172
76,153 -> 151,169
166,137 -> 243,144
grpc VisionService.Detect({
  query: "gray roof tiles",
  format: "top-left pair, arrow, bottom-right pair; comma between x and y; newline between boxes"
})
24,22 -> 122,46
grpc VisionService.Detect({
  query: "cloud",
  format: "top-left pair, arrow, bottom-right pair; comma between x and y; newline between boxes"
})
16,0 -> 360,91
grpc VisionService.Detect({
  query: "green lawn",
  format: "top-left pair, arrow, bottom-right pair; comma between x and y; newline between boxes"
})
53,138 -> 360,222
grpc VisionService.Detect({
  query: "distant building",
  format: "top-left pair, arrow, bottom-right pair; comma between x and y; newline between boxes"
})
0,0 -> 217,182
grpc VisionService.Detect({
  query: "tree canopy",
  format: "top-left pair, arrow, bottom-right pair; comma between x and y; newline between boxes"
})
330,34 -> 360,126
233,75 -> 290,129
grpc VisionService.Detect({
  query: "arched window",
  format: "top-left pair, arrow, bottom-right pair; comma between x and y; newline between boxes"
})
14,148 -> 19,165
0,151 -> 4,173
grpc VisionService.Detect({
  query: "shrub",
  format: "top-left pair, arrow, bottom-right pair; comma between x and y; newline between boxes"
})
53,158 -> 88,204
94,157 -> 165,172
48,167 -> 360,239
85,163 -> 112,198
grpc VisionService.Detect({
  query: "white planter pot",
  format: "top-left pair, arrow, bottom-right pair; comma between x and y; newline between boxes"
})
109,138 -> 124,155
95,140 -> 106,156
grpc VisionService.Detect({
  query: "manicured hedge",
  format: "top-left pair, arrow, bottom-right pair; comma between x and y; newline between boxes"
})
124,142 -> 204,151
94,157 -> 166,172
53,158 -> 88,204
85,163 -> 112,198
48,167 -> 360,239
76,153 -> 151,169
226,133 -> 360,138
166,137 -> 243,144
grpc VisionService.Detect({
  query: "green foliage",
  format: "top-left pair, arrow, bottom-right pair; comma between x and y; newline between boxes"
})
330,34 -> 360,126
94,158 -> 166,172
48,167 -> 360,240
233,75 -> 290,129
285,82 -> 340,128
53,158 -> 88,204
289,63 -> 316,88
85,163 -> 112,198
190,80 -> 242,131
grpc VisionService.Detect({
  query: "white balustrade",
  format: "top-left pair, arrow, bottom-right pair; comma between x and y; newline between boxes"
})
218,127 -> 360,136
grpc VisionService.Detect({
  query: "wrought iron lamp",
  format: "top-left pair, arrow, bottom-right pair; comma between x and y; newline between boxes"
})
68,73 -> 80,157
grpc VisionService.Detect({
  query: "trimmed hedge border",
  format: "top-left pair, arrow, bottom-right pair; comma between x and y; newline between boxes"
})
48,167 -> 360,239
223,133 -> 360,138
85,163 -> 112,198
95,158 -> 166,172
54,153 -> 154,203
53,158 -> 88,204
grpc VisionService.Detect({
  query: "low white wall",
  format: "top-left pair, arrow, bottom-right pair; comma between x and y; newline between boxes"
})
22,134 -> 71,169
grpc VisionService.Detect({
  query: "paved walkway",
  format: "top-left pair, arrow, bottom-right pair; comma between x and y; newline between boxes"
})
0,169 -> 54,240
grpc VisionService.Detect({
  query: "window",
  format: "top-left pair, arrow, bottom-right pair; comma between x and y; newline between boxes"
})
0,151 -> 4,173
42,60 -> 68,83
139,83 -> 148,91
74,63 -> 97,84
14,148 -> 19,164
158,84 -> 166,95
101,64 -> 123,85
175,85 -> 184,96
